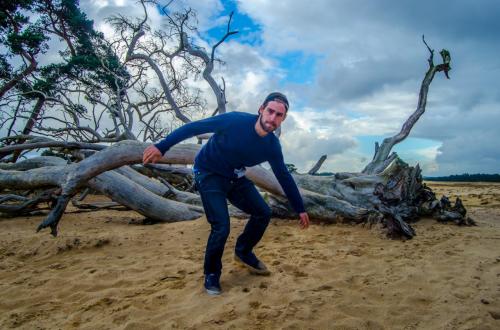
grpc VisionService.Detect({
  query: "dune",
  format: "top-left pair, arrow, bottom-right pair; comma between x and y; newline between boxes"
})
1,182 -> 499,329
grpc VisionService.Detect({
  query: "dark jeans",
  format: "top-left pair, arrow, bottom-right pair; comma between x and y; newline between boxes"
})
194,170 -> 271,275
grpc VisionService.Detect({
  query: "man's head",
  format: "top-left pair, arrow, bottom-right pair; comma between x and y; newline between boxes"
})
258,92 -> 289,133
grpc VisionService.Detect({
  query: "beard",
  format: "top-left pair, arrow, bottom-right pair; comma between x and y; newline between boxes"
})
259,115 -> 276,133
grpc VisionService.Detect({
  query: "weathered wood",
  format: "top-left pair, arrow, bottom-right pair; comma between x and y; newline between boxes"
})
131,164 -> 194,188
308,155 -> 327,175
0,137 -> 472,238
87,170 -> 204,223
0,146 -> 206,235
0,188 -> 59,216
0,141 -> 371,234
115,166 -> 201,206
0,140 -> 107,154
71,200 -> 128,210
0,156 -> 67,170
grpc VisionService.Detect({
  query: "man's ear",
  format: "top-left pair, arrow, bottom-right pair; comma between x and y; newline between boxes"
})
258,105 -> 264,115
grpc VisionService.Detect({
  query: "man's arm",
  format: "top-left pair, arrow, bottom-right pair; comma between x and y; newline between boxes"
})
143,113 -> 230,164
154,113 -> 231,155
268,149 -> 310,229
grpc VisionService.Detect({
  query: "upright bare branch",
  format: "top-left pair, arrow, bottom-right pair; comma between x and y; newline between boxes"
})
308,155 -> 327,175
363,36 -> 452,174
182,11 -> 238,114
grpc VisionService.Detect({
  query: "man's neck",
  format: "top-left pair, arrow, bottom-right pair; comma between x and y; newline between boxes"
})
255,117 -> 269,137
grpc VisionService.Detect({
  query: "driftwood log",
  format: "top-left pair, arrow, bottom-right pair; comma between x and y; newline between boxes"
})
0,141 -> 473,239
0,40 -> 473,238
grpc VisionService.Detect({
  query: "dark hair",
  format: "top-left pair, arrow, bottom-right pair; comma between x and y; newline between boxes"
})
262,92 -> 289,112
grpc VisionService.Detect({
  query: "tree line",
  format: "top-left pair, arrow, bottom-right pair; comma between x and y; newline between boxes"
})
425,173 -> 500,182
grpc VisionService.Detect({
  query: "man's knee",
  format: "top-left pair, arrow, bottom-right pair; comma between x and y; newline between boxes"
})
254,205 -> 271,222
211,221 -> 230,239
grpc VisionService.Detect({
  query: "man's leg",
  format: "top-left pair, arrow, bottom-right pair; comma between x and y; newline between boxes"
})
195,172 -> 231,276
227,177 -> 271,262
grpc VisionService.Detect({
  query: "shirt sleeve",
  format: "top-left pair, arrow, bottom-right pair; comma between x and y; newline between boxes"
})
154,113 -> 231,155
268,143 -> 306,214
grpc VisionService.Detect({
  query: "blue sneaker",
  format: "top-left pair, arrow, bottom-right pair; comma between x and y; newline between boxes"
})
204,273 -> 221,295
234,252 -> 271,276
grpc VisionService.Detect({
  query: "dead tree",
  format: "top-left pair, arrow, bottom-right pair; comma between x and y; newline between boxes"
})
363,37 -> 451,175
1,1 -> 235,149
308,155 -> 327,175
0,19 -> 472,239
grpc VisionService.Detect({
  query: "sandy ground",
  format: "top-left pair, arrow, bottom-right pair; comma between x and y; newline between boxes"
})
1,182 -> 499,329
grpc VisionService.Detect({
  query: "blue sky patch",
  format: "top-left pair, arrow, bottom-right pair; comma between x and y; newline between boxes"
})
358,135 -> 441,160
205,1 -> 262,47
276,51 -> 318,85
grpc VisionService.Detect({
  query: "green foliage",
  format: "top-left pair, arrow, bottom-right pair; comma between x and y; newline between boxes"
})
38,0 -> 128,93
6,24 -> 47,54
440,49 -> 451,64
0,55 -> 11,79
0,0 -> 129,98
1,0 -> 46,90
0,0 -> 35,29
286,163 -> 298,173
314,172 -> 335,176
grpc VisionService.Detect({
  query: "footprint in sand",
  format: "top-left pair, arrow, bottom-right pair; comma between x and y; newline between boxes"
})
249,301 -> 261,309
279,264 -> 309,278
346,248 -> 364,257
313,284 -> 333,291
293,270 -> 308,278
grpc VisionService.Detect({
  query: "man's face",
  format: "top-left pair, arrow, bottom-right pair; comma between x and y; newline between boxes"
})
258,100 -> 287,133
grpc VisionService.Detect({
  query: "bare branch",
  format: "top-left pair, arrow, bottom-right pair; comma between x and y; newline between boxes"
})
0,141 -> 107,154
210,11 -> 238,62
308,155 -> 327,175
181,11 -> 237,114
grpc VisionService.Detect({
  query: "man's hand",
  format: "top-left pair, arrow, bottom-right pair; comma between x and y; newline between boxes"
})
299,212 -> 310,229
143,145 -> 162,164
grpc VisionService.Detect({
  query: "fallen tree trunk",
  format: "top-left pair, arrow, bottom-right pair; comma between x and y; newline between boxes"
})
0,188 -> 59,215
0,139 -> 470,239
87,170 -> 204,224
0,141 -> 372,235
71,200 -> 128,211
132,164 -> 194,190
0,156 -> 67,170
0,152 -> 205,235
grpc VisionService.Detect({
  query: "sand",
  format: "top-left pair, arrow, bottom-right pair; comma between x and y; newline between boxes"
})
1,182 -> 499,329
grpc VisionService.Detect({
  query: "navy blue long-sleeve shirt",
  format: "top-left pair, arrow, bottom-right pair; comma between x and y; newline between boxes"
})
154,111 -> 305,213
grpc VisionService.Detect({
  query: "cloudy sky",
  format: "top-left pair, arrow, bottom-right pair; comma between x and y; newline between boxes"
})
81,0 -> 499,176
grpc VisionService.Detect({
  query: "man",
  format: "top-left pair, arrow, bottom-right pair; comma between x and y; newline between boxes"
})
143,92 -> 310,295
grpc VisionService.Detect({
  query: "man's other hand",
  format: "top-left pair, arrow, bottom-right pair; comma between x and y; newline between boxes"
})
143,145 -> 162,164
299,212 -> 310,229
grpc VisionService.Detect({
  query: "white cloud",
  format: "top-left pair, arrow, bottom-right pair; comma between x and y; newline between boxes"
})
168,0 -> 224,31
19,0 -> 498,176
279,113 -> 357,172
234,0 -> 500,175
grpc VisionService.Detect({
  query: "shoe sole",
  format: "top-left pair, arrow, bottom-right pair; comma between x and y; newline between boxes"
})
206,288 -> 221,295
234,255 -> 271,276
